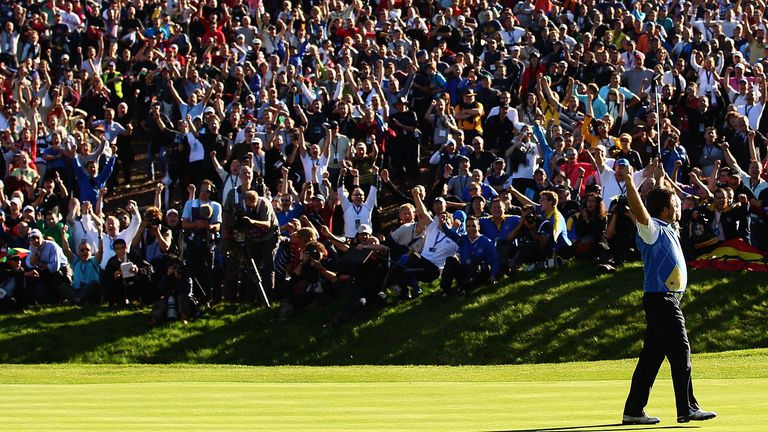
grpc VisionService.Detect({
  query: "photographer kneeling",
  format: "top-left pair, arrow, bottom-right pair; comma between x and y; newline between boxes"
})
278,240 -> 337,319
506,189 -> 572,274
148,257 -> 197,326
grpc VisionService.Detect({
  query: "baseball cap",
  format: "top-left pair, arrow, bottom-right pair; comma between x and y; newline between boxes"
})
463,88 -> 476,96
166,209 -> 179,217
313,194 -> 326,202
434,197 -> 447,205
616,158 -> 630,167
494,157 -> 505,164
9,197 -> 22,207
356,224 -> 373,235
29,229 -> 43,239
204,106 -> 215,114
23,205 -> 35,213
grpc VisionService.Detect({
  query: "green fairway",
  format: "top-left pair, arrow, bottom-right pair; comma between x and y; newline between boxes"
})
2,350 -> 767,431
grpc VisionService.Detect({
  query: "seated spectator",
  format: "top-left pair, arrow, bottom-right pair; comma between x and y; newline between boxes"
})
102,238 -> 154,307
479,198 -> 520,276
25,228 -> 72,305
694,188 -> 751,245
441,216 -> 499,296
60,225 -> 102,305
0,255 -> 26,311
386,188 -> 458,300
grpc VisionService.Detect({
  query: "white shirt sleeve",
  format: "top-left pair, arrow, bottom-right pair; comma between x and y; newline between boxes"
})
636,217 -> 660,245
118,212 -> 142,251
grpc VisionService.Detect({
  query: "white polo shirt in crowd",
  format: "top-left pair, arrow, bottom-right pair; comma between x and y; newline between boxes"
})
338,185 -> 377,238
421,220 -> 459,270
301,153 -> 329,182
390,221 -> 426,254
599,165 -> 646,203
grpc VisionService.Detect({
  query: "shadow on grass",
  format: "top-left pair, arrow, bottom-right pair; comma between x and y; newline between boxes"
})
0,310 -> 147,363
489,424 -> 699,432
0,262 -> 766,364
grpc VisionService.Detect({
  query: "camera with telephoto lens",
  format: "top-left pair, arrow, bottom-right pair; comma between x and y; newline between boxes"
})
524,212 -> 542,226
232,208 -> 251,231
613,195 -> 630,214
305,247 -> 322,261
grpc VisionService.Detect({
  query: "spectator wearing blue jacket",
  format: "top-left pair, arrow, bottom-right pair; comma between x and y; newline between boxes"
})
73,153 -> 117,206
441,216 -> 499,295
479,198 -> 520,276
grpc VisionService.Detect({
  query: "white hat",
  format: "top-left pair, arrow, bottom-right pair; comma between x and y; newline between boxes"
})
356,224 -> 373,235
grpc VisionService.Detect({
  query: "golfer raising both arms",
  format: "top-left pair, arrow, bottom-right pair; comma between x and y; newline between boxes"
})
621,176 -> 717,425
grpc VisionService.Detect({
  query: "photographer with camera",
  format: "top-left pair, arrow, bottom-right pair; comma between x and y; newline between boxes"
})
222,165 -> 279,304
277,240 -> 337,319
131,206 -> 173,282
181,181 -> 222,300
148,257 -> 197,326
506,187 -> 572,272
601,194 -> 639,272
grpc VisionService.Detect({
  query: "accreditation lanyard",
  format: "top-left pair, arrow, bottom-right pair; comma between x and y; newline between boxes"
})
352,204 -> 363,217
430,231 -> 447,252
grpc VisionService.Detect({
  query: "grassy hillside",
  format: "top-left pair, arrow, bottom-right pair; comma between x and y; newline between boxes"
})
1,262 -> 766,365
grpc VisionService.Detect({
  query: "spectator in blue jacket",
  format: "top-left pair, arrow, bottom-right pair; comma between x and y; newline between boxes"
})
479,198 -> 520,275
441,216 -> 499,295
72,150 -> 117,206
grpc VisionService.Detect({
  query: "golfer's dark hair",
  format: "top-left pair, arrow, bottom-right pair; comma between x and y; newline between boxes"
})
646,188 -> 675,218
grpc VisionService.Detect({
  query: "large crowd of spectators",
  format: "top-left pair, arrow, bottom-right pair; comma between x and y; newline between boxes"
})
1,0 -> 767,325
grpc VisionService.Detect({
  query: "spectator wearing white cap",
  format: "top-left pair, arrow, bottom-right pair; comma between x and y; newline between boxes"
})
25,228 -> 72,304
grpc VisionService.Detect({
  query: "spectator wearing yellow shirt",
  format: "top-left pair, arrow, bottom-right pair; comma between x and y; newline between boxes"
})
455,89 -> 484,143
